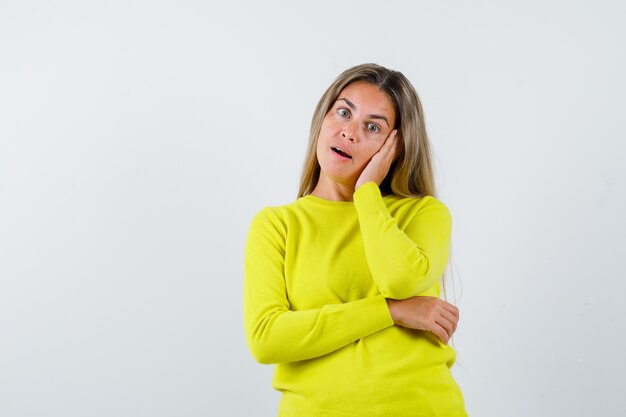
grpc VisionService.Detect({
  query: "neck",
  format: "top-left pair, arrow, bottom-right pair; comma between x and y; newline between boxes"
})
310,174 -> 356,202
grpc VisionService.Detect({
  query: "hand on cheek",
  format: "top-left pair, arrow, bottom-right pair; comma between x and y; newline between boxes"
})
355,130 -> 399,190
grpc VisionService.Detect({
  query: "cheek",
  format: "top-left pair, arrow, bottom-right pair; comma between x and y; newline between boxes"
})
315,140 -> 324,158
317,121 -> 336,151
321,115 -> 342,134
318,125 -> 331,141
315,136 -> 329,162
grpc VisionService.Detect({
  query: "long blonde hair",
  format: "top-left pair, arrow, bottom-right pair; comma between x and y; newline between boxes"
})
297,63 -> 436,199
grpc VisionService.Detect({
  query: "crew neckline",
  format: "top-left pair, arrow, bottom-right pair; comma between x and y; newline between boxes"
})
302,194 -> 355,207
301,191 -> 395,207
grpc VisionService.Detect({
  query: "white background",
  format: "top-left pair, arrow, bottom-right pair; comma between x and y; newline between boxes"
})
1,1 -> 625,416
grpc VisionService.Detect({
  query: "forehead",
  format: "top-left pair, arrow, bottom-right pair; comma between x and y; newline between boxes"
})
336,81 -> 395,118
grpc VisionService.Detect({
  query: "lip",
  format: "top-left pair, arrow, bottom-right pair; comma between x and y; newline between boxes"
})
329,149 -> 352,162
330,146 -> 352,161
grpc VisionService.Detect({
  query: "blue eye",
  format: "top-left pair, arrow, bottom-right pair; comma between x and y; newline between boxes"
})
367,123 -> 380,133
338,108 -> 350,118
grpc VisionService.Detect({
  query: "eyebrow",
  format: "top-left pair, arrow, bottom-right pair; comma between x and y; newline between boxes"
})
337,97 -> 390,127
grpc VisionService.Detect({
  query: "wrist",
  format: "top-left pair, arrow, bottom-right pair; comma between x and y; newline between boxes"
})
355,180 -> 376,192
385,298 -> 402,325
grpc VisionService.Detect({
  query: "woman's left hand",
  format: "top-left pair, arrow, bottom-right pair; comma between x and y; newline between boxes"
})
355,129 -> 399,190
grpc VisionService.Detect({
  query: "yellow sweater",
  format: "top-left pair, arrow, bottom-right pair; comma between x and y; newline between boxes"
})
243,181 -> 467,417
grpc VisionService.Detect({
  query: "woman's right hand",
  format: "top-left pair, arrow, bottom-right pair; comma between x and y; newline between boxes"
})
386,296 -> 459,344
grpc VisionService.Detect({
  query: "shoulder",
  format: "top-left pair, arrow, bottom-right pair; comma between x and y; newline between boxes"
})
248,206 -> 284,233
244,207 -> 287,256
246,198 -> 302,238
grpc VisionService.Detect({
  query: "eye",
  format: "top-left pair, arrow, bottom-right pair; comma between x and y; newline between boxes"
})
337,108 -> 350,118
367,123 -> 380,133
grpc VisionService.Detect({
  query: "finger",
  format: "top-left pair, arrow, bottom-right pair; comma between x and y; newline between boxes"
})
376,130 -> 396,154
431,323 -> 450,344
440,309 -> 459,330
430,298 -> 456,317
386,130 -> 398,150
389,130 -> 400,159
379,129 -> 397,148
435,315 -> 455,337
380,130 -> 399,160
442,302 -> 460,319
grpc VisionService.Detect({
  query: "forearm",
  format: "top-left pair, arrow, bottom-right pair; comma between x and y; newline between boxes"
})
353,182 -> 452,299
244,207 -> 394,364
244,295 -> 394,364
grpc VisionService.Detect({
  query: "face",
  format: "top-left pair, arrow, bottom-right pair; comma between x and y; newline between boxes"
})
316,81 -> 397,186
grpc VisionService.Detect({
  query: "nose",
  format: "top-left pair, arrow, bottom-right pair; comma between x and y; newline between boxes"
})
341,124 -> 356,142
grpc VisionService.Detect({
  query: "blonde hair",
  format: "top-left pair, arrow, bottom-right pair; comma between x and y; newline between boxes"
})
297,63 -> 436,199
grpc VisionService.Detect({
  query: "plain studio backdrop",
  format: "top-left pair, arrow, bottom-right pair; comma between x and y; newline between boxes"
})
1,1 -> 625,416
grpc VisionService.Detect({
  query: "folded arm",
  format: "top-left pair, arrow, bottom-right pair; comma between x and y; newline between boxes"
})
243,207 -> 394,365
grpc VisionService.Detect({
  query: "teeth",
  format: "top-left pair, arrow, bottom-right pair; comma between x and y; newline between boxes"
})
332,147 -> 351,158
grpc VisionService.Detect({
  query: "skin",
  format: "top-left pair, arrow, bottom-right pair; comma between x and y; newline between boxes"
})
386,297 -> 459,344
310,81 -> 399,201
311,81 -> 460,344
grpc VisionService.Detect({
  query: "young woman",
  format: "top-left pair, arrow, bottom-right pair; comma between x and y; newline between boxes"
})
243,63 -> 467,416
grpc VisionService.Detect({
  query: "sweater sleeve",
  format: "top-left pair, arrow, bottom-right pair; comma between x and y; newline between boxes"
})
353,182 -> 452,300
243,207 -> 394,365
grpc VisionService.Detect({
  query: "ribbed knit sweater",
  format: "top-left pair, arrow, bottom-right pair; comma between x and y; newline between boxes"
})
243,181 -> 467,417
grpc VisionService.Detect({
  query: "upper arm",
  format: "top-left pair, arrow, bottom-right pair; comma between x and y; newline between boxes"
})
243,208 -> 289,333
403,197 -> 452,293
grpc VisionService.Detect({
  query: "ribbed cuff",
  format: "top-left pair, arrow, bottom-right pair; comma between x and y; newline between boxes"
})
341,295 -> 394,342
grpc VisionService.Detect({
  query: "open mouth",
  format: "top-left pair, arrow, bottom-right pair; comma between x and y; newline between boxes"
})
331,147 -> 352,159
